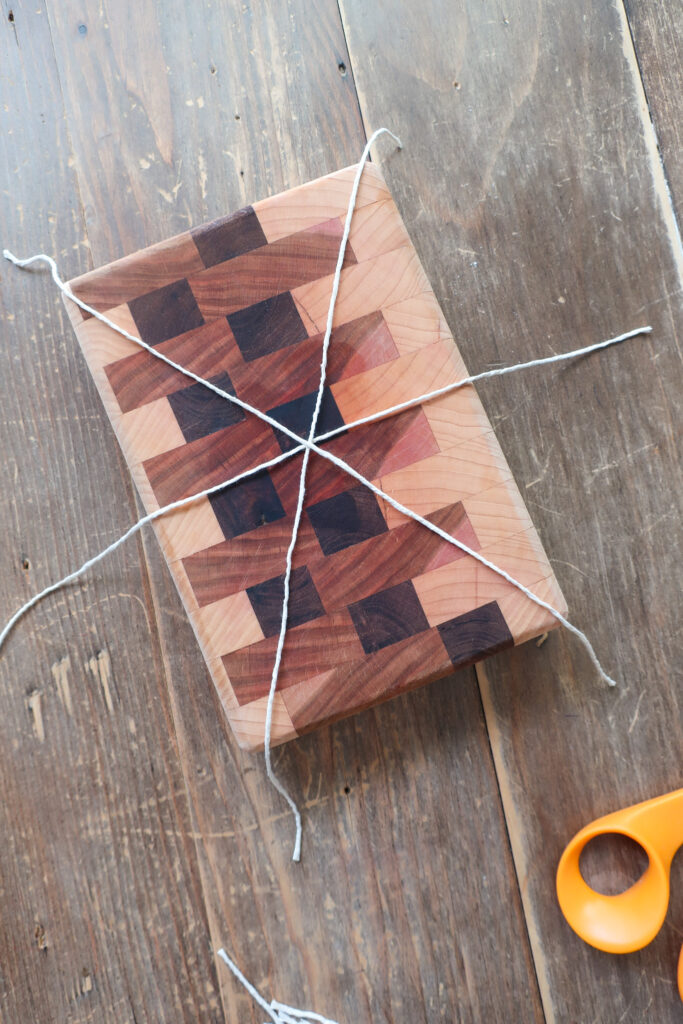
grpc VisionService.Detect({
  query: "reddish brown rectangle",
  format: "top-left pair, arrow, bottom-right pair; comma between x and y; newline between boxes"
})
68,231 -> 206,313
309,502 -> 478,612
229,312 -> 399,411
223,608 -> 364,704
105,318 -> 242,413
188,218 -> 357,320
282,626 -> 452,734
143,417 -> 281,506
270,407 -> 439,513
182,514 -> 322,608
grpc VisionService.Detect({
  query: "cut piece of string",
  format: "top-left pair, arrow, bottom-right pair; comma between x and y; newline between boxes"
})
217,948 -> 339,1024
1,129 -> 653,865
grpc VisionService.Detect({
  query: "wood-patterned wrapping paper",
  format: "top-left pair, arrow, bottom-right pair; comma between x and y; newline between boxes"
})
63,163 -> 566,752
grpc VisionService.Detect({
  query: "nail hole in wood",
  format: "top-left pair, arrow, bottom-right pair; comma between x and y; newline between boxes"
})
78,23 -> 87,35
343,785 -> 350,795
21,556 -> 30,571
34,924 -> 48,952
8,10 -> 14,22
338,62 -> 347,76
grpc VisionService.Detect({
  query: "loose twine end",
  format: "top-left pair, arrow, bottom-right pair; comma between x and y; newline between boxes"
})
217,947 -> 340,1024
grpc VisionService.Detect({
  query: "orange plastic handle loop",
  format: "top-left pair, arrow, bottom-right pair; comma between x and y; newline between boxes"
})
556,788 -> 683,955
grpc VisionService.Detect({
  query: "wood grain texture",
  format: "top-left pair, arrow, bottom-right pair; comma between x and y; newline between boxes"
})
3,0 -> 679,1022
623,0 -> 683,221
0,6 -> 220,1023
0,1 -> 546,1022
66,163 -> 564,751
337,0 -> 683,1020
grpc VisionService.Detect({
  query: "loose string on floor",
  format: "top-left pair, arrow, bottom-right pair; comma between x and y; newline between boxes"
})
2,128 -> 652,1024
217,948 -> 339,1024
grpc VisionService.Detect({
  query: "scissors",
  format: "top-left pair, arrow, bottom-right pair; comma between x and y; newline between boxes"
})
556,788 -> 683,1001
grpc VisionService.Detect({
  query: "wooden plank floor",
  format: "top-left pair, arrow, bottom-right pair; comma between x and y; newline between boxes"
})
0,2 -> 680,1021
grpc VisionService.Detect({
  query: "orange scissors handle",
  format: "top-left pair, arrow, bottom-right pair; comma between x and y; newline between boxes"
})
556,788 -> 683,957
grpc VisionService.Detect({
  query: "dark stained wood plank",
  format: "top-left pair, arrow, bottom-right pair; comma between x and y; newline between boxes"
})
41,0 -> 546,1021
0,5 -> 220,1023
187,217 -> 358,319
337,0 -> 682,1020
105,319 -> 240,412
142,417 -> 282,506
623,0 -> 683,220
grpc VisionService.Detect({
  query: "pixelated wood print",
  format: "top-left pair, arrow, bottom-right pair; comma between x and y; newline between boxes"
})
63,163 -> 566,752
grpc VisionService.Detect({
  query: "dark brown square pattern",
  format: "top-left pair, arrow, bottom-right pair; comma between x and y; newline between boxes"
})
307,485 -> 388,556
247,566 -> 326,638
66,160 -> 565,751
129,278 -> 205,346
191,206 -> 268,268
348,579 -> 431,654
168,371 -> 244,443
227,291 -> 308,362
209,470 -> 287,539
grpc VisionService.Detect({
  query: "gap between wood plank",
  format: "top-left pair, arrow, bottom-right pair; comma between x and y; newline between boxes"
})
335,0 -> 369,148
619,0 -> 683,244
475,661 -> 554,1024
616,0 -> 683,276
475,9 -> 682,1013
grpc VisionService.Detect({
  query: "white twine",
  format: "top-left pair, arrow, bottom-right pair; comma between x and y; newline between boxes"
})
2,131 -> 653,871
0,445 -> 300,652
312,324 -> 652,441
263,128 -> 401,861
0,305 -> 649,677
217,948 -> 340,1024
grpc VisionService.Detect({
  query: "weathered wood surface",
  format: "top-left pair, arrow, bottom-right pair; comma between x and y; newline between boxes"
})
624,0 -> 683,221
337,0 -> 682,1020
1,2 -> 541,1022
0,1 -> 680,1022
0,5 -> 220,1023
